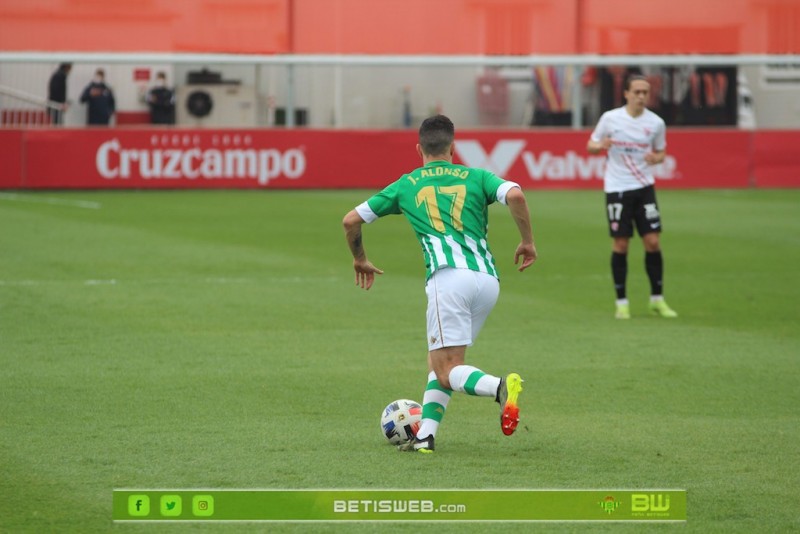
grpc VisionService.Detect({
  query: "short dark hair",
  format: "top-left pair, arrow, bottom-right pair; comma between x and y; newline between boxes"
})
625,74 -> 649,91
418,115 -> 455,156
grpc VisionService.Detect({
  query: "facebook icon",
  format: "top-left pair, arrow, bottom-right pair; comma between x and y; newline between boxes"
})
128,495 -> 150,516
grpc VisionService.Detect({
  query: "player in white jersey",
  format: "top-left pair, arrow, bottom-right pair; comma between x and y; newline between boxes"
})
588,75 -> 678,320
343,115 -> 538,453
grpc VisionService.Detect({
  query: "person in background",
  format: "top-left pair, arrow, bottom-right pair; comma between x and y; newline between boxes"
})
147,71 -> 175,125
530,65 -> 574,126
587,74 -> 678,320
80,68 -> 115,126
47,62 -> 71,125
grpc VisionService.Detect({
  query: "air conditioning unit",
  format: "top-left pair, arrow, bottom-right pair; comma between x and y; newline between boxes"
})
176,84 -> 257,127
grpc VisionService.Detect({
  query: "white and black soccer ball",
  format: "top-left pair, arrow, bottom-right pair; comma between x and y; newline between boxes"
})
380,399 -> 422,445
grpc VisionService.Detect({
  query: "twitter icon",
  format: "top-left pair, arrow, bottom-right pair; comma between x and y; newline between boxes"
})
160,495 -> 182,517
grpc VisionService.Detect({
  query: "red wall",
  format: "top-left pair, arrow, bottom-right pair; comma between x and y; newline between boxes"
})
751,131 -> 800,187
0,130 -> 24,186
1,129 -> 797,190
1,0 -> 798,54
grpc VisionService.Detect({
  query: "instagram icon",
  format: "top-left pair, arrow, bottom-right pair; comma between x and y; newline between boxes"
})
192,495 -> 214,516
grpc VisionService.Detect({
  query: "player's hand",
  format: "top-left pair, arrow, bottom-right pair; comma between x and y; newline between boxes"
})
601,136 -> 613,150
644,152 -> 659,165
353,259 -> 384,290
514,243 -> 538,272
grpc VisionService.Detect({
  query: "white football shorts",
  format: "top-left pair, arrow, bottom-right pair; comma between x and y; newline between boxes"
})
425,267 -> 500,351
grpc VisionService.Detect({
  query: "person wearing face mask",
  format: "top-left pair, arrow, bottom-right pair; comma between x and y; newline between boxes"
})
147,71 -> 175,125
80,68 -> 116,126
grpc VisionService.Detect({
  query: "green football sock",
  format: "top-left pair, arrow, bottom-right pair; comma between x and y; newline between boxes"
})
417,371 -> 452,439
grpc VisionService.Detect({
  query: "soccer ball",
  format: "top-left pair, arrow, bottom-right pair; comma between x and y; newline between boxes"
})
380,399 -> 422,445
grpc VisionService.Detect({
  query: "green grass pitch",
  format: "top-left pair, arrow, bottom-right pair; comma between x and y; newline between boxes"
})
1,189 -> 798,533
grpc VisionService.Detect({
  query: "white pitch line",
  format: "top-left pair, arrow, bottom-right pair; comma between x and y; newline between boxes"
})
0,193 -> 102,209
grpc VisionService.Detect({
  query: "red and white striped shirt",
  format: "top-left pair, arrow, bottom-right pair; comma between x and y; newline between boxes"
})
590,106 -> 666,193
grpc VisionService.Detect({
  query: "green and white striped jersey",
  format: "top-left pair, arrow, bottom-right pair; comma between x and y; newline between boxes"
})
355,160 -> 519,280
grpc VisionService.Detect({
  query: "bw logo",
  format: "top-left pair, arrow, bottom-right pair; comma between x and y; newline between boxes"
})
631,493 -> 670,513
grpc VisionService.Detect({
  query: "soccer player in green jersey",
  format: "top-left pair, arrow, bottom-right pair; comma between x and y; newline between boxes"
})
343,115 -> 538,453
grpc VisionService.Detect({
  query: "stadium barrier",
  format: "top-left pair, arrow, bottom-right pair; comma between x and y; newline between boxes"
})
0,129 -> 797,189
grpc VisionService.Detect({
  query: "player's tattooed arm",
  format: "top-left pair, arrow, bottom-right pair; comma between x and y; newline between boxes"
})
342,209 -> 383,290
349,230 -> 365,259
343,210 -> 367,260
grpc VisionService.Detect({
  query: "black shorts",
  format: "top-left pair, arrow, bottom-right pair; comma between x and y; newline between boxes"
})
605,185 -> 662,238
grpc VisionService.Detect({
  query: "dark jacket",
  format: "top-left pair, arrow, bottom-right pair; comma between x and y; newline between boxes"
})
147,86 -> 176,124
80,82 -> 116,125
48,68 -> 69,104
